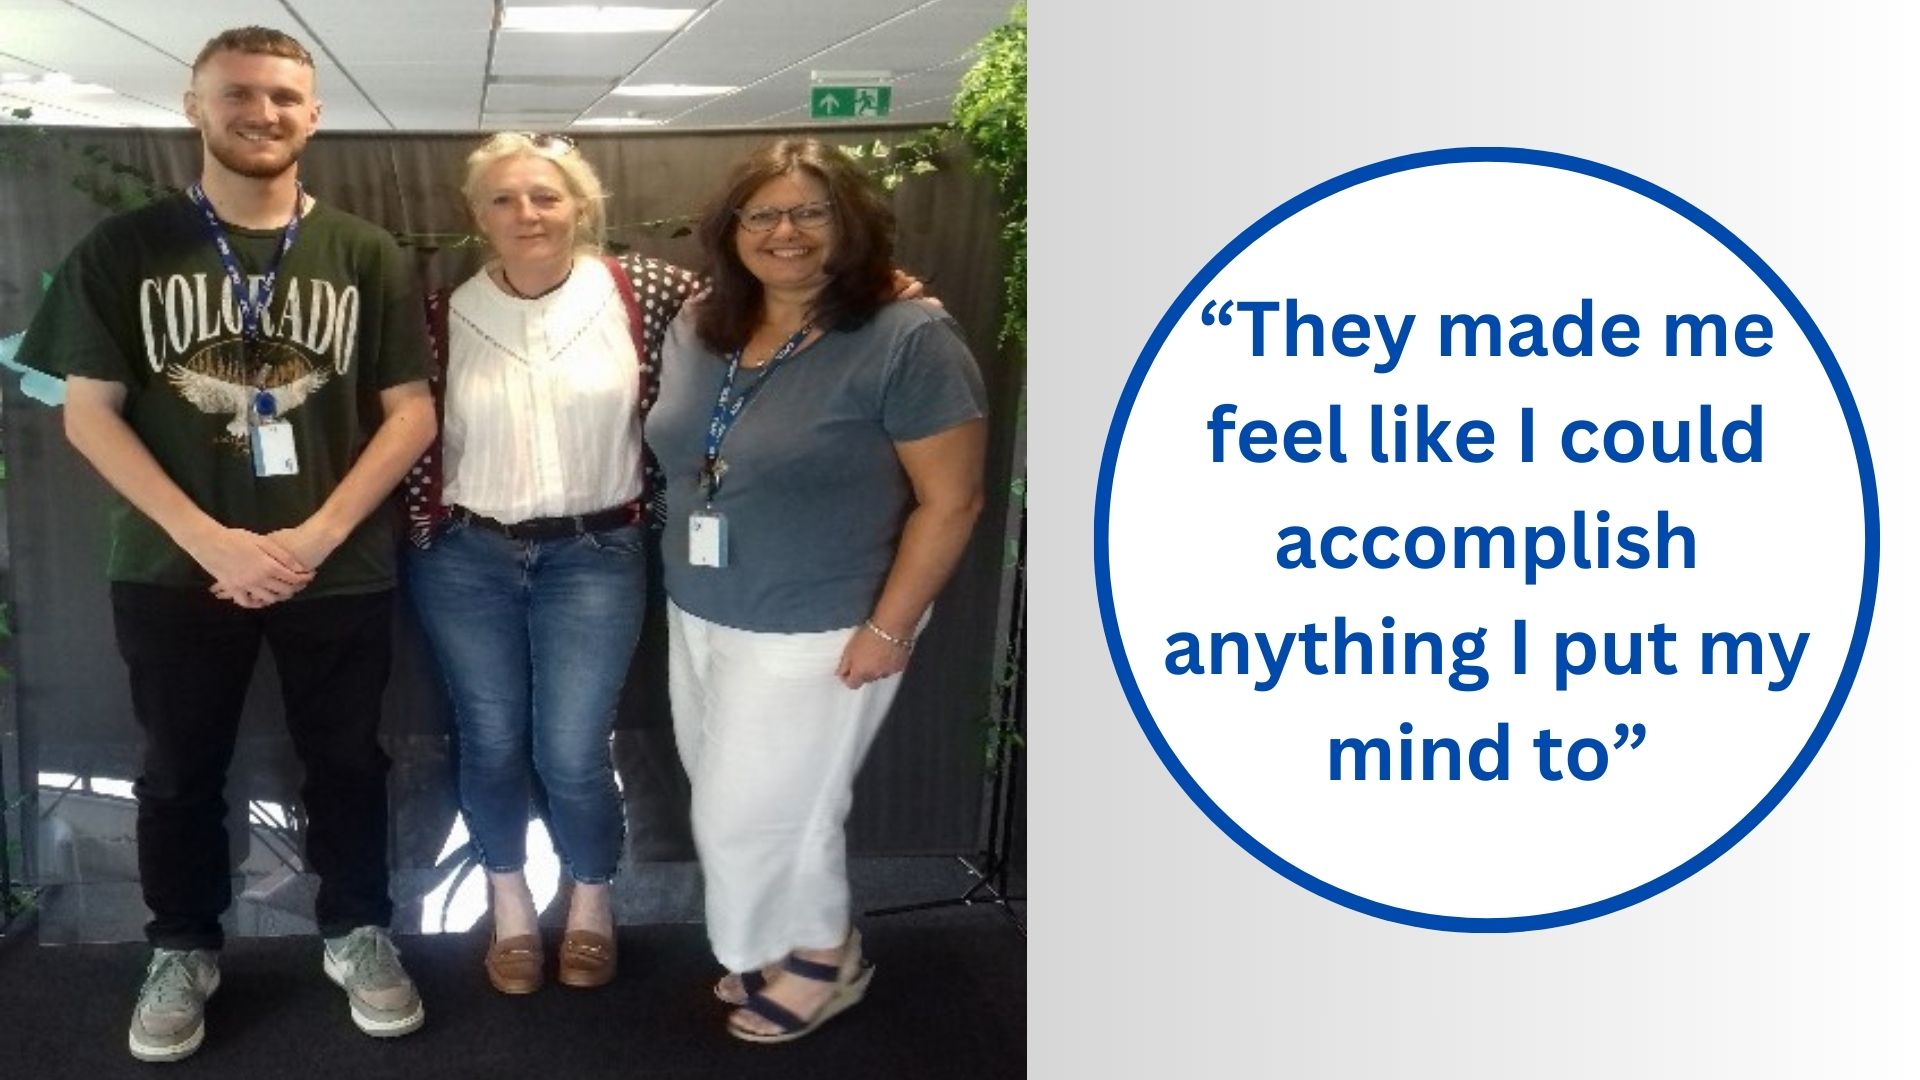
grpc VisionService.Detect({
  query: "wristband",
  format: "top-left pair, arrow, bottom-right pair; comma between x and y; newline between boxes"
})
863,619 -> 915,651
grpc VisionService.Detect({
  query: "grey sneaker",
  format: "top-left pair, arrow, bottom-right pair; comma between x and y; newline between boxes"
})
322,927 -> 424,1037
128,948 -> 220,1062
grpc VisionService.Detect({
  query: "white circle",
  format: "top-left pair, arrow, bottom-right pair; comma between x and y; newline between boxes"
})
1100,154 -> 1873,925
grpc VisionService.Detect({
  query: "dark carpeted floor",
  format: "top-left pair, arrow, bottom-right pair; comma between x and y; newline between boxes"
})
0,915 -> 1025,1079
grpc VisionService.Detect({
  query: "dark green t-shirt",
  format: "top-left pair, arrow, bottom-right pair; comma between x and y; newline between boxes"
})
20,192 -> 431,596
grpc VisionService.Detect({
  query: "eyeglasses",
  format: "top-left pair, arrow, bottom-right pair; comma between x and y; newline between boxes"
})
513,132 -> 578,157
734,201 -> 834,233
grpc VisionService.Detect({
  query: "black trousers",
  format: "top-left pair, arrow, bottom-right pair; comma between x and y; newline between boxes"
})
110,583 -> 397,950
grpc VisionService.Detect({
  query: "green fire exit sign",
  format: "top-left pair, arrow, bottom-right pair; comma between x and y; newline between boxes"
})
810,84 -> 891,119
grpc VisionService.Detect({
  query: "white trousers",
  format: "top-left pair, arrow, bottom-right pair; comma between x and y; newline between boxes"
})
668,601 -> 905,973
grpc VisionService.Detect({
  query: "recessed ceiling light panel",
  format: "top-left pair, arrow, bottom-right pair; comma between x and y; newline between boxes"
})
500,6 -> 695,33
610,84 -> 735,97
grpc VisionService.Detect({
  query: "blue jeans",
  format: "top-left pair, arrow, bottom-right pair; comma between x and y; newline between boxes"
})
406,517 -> 645,883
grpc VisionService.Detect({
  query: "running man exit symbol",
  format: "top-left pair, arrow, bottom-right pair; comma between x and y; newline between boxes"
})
810,84 -> 891,119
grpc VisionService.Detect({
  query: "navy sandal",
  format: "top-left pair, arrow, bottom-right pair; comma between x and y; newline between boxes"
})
727,932 -> 874,1044
713,968 -> 768,1005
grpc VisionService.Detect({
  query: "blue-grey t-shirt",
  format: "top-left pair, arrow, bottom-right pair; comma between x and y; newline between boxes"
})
648,299 -> 986,632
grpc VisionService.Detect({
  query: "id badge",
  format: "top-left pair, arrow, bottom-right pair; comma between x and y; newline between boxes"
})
688,509 -> 728,567
251,420 -> 299,477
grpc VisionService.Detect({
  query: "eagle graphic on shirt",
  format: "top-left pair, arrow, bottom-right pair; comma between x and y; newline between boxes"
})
168,339 -> 330,451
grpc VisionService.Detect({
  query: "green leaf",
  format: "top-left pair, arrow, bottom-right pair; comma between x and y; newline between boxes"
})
951,3 -> 1027,352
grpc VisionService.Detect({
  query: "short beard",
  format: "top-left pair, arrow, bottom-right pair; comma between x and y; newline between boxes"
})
205,135 -> 305,180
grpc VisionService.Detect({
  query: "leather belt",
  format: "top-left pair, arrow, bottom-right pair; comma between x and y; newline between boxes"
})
449,504 -> 635,542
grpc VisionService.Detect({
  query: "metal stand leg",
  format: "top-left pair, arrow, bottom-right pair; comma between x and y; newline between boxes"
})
864,735 -> 1024,934
868,513 -> 1025,934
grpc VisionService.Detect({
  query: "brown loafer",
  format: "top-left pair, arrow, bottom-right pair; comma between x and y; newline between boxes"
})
557,930 -> 616,989
485,933 -> 544,994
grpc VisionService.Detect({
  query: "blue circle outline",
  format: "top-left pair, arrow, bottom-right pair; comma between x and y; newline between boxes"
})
1092,147 -> 1881,932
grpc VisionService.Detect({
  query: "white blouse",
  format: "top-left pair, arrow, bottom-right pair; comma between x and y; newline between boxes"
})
441,255 -> 646,522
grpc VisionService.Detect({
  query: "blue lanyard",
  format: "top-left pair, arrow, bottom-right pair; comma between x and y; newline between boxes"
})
700,324 -> 814,501
185,182 -> 304,402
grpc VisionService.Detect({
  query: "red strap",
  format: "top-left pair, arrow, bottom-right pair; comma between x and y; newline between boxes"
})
604,254 -> 658,516
604,254 -> 649,405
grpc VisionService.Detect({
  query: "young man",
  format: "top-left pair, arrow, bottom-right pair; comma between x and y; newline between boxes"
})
18,27 -> 436,1061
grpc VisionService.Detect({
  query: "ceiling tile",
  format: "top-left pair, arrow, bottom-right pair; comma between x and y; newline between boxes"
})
490,31 -> 670,79
0,0 -> 1021,131
485,83 -> 606,112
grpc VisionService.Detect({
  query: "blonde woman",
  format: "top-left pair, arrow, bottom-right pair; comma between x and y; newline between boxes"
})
403,133 -> 696,993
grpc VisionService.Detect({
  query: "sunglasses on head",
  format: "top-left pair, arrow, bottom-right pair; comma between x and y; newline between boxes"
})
513,132 -> 578,157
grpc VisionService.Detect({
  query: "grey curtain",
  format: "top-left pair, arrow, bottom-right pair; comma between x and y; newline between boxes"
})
0,126 -> 1019,881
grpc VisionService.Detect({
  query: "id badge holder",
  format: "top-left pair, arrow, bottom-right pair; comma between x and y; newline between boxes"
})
251,420 -> 299,477
688,508 -> 728,567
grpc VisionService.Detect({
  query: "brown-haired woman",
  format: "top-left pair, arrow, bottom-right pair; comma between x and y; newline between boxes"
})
645,138 -> 988,1042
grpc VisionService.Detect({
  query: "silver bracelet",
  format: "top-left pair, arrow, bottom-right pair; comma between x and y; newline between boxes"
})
863,619 -> 915,651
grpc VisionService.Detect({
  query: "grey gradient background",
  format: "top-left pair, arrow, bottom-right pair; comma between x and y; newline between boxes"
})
1031,2 -> 1919,1074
